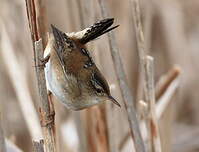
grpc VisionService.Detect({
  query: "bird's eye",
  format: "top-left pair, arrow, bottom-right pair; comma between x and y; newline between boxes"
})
96,88 -> 103,94
90,72 -> 110,96
92,82 -> 104,95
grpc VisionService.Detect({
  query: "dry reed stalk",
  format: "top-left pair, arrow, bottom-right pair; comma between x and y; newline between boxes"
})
155,66 -> 181,101
129,0 -> 146,106
0,114 -> 6,152
25,0 -> 48,46
34,0 -> 48,46
139,66 -> 181,120
119,66 -> 181,150
144,56 -> 162,152
34,40 -> 56,152
77,1 -> 110,152
98,0 -> 146,152
25,0 -> 56,151
156,67 -> 181,119
129,0 -> 162,151
86,106 -> 109,152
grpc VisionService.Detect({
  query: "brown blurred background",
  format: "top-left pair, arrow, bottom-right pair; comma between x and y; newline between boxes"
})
0,0 -> 199,152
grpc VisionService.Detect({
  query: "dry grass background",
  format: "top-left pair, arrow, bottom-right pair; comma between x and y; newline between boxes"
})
0,0 -> 199,152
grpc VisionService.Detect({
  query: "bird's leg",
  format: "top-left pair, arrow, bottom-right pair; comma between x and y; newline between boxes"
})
40,90 -> 55,127
47,90 -> 55,123
47,91 -> 55,115
38,54 -> 50,67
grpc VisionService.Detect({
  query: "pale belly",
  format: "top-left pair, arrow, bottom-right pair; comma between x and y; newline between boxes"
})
44,61 -> 102,110
45,61 -> 71,105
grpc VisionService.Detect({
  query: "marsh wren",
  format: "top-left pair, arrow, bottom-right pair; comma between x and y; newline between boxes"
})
44,18 -> 120,110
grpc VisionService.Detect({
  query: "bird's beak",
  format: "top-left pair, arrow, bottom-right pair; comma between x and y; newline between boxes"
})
108,96 -> 121,107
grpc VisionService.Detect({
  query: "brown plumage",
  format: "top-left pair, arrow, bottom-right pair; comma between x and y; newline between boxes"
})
44,18 -> 120,110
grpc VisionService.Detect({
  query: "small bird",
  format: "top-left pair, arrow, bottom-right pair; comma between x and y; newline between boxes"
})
44,18 -> 120,110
